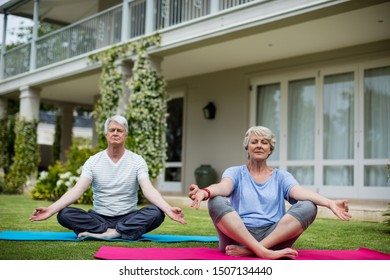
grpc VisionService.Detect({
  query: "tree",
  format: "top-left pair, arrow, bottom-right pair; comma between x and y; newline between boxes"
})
4,18 -> 60,50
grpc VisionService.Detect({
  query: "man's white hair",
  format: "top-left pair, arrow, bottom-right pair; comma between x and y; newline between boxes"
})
104,115 -> 128,134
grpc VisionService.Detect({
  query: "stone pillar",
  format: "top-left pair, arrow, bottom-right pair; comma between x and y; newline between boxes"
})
19,86 -> 40,121
115,59 -> 133,115
148,55 -> 163,73
58,103 -> 74,161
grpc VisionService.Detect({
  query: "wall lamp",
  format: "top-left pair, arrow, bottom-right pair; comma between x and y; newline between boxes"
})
203,102 -> 216,120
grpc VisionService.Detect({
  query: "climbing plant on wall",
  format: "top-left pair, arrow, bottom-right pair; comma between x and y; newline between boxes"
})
4,115 -> 40,193
89,44 -> 126,148
125,41 -> 167,180
89,34 -> 167,180
0,117 -> 8,169
0,100 -> 18,175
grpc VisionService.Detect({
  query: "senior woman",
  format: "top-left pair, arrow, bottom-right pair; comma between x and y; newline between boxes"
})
189,126 -> 351,259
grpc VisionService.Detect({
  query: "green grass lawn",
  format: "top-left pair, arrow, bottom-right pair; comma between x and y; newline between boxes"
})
0,194 -> 389,260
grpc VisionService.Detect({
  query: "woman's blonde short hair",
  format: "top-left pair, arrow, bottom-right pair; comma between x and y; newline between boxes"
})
243,126 -> 276,152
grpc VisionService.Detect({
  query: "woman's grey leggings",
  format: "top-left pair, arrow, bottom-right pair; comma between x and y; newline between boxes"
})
208,196 -> 317,251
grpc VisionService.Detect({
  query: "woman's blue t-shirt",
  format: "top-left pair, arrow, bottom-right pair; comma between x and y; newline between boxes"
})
222,165 -> 298,228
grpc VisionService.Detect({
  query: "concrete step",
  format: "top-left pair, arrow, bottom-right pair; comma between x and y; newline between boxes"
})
164,196 -> 390,222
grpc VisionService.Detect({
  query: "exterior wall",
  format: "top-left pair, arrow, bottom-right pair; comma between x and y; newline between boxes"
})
169,40 -> 390,199
173,67 -> 250,190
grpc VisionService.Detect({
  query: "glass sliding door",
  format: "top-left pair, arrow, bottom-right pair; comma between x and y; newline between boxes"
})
287,78 -> 316,161
287,78 -> 316,185
323,72 -> 355,186
363,66 -> 390,187
256,83 -> 281,161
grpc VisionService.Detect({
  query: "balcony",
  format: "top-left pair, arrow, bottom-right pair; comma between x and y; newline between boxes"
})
0,0 -> 258,80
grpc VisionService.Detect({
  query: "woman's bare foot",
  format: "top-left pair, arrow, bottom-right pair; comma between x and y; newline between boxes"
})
78,228 -> 121,239
265,248 -> 298,259
226,245 -> 254,257
226,244 -> 298,259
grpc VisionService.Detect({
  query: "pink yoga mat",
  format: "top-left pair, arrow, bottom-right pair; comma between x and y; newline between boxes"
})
94,246 -> 390,260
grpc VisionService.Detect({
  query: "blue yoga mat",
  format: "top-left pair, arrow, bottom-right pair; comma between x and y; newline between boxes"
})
0,230 -> 218,242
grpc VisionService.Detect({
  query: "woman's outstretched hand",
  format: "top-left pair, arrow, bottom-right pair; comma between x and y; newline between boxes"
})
188,184 -> 207,209
329,200 -> 352,221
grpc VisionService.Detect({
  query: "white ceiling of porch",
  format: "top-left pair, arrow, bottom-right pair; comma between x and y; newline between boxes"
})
160,1 -> 390,80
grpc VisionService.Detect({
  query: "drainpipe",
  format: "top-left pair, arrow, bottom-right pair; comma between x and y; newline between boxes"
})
0,12 -> 7,79
30,0 -> 39,71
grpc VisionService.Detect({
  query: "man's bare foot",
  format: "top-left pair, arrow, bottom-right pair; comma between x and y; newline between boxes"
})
78,228 -> 121,239
226,244 -> 298,260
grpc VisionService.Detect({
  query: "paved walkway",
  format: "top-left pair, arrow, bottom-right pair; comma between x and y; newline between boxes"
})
164,196 -> 389,222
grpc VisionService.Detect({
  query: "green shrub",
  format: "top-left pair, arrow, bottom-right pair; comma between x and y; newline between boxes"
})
384,205 -> 390,227
31,161 -> 65,201
31,144 -> 99,204
384,164 -> 390,227
0,174 -> 4,193
66,144 -> 99,172
0,117 -> 8,168
4,116 -> 40,193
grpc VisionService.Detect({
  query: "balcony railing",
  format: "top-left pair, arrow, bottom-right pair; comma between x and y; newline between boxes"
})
36,5 -> 123,69
3,42 -> 31,78
0,0 -> 256,80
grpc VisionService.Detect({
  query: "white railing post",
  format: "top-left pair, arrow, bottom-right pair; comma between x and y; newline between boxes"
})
210,0 -> 220,14
0,12 -> 7,79
145,0 -> 155,34
29,0 -> 39,71
121,0 -> 130,42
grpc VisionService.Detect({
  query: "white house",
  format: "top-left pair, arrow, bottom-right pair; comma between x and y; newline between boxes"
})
0,0 -> 389,202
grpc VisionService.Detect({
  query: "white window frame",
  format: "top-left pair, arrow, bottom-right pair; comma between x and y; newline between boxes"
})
357,58 -> 390,199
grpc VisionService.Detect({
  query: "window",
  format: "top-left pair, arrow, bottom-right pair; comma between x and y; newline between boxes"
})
252,62 -> 390,199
